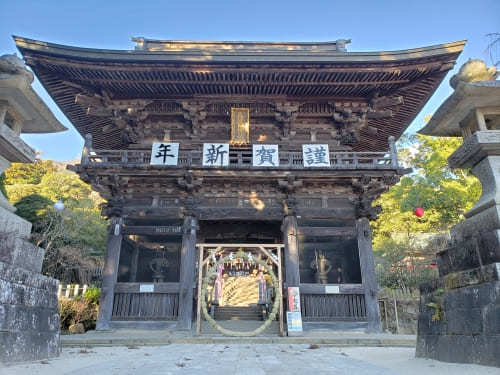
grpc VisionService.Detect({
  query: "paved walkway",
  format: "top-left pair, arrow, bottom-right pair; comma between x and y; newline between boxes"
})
2,345 -> 498,375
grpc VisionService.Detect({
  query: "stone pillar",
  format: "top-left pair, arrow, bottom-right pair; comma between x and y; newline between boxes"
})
96,217 -> 123,331
177,215 -> 197,330
356,217 -> 382,333
417,131 -> 500,366
81,133 -> 92,165
282,215 -> 300,287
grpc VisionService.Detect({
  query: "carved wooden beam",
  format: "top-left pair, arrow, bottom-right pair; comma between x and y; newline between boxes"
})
278,175 -> 303,194
179,101 -> 207,138
177,170 -> 203,192
274,102 -> 299,140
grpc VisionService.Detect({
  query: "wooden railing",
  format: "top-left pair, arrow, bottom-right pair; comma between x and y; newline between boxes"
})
300,294 -> 367,321
112,292 -> 179,320
111,283 -> 180,320
83,148 -> 397,170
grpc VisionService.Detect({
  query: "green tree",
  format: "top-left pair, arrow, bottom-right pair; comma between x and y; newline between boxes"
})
13,194 -> 53,223
4,160 -> 56,185
372,134 -> 481,249
38,171 -> 92,203
4,160 -> 107,281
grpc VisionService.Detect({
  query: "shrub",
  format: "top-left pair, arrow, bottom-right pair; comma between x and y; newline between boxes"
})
375,238 -> 438,293
59,297 -> 98,332
83,287 -> 101,305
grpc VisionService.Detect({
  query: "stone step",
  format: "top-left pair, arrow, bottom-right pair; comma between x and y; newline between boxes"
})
200,320 -> 279,336
214,305 -> 264,320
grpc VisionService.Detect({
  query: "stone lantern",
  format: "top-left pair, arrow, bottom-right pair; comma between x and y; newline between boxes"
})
0,55 -> 66,363
416,59 -> 499,367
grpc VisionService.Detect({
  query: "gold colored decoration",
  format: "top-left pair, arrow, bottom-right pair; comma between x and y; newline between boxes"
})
230,108 -> 250,145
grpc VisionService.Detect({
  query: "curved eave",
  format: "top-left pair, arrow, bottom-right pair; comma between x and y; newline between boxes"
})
14,36 -> 466,65
419,80 -> 500,137
13,36 -> 465,151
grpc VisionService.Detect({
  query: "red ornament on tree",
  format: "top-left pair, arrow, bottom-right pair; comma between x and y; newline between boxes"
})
414,207 -> 424,217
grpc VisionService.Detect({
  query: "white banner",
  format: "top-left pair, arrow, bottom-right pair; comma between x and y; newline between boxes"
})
150,142 -> 179,166
302,144 -> 330,167
252,144 -> 279,167
203,143 -> 229,166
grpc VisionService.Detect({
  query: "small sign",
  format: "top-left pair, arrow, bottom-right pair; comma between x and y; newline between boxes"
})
150,142 -> 179,166
325,285 -> 340,294
139,284 -> 154,293
302,144 -> 330,167
287,311 -> 303,335
253,144 -> 279,167
288,287 -> 301,312
203,143 -> 229,167
154,226 -> 182,234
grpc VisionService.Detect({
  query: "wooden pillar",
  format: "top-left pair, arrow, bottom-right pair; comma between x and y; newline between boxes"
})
356,217 -> 382,333
96,218 -> 123,331
282,215 -> 300,287
130,242 -> 139,282
177,215 -> 197,330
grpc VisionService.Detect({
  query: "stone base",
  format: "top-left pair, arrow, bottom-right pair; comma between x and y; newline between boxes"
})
416,263 -> 500,367
0,232 -> 45,273
437,228 -> 500,277
0,224 -> 60,364
0,261 -> 60,363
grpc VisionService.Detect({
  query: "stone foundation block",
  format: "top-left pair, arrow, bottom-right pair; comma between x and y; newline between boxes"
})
0,261 -> 60,364
417,278 -> 500,367
0,232 -> 45,273
0,206 -> 32,238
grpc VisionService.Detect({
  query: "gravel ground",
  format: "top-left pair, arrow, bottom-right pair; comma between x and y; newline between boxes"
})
1,345 -> 498,375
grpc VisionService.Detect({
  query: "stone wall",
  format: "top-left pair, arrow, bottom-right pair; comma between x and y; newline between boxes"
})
379,292 -> 419,334
416,262 -> 500,367
0,230 -> 60,363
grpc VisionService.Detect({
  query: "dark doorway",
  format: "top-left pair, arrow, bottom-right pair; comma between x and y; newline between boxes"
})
199,220 -> 282,244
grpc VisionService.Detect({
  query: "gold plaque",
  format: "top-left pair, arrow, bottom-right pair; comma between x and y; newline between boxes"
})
231,108 -> 250,144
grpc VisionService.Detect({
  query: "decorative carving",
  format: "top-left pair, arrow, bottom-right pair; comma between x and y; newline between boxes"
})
450,59 -> 498,89
274,102 -> 299,140
352,196 -> 381,220
177,170 -> 203,192
180,101 -> 207,138
325,99 -> 401,145
230,107 -> 250,144
101,197 -> 124,219
278,175 -> 303,194
283,196 -> 298,216
75,93 -> 152,145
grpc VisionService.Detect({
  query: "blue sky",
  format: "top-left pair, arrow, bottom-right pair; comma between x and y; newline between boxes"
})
1,0 -> 498,161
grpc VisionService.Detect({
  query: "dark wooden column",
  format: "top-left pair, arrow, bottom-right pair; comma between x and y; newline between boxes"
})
282,196 -> 300,287
129,243 -> 139,282
356,217 -> 382,333
96,217 -> 123,330
177,215 -> 197,330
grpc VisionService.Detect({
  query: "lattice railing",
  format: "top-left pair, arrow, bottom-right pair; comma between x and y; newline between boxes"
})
83,149 -> 397,170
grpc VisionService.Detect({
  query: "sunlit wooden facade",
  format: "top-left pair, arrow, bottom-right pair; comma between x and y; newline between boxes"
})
15,36 -> 464,333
